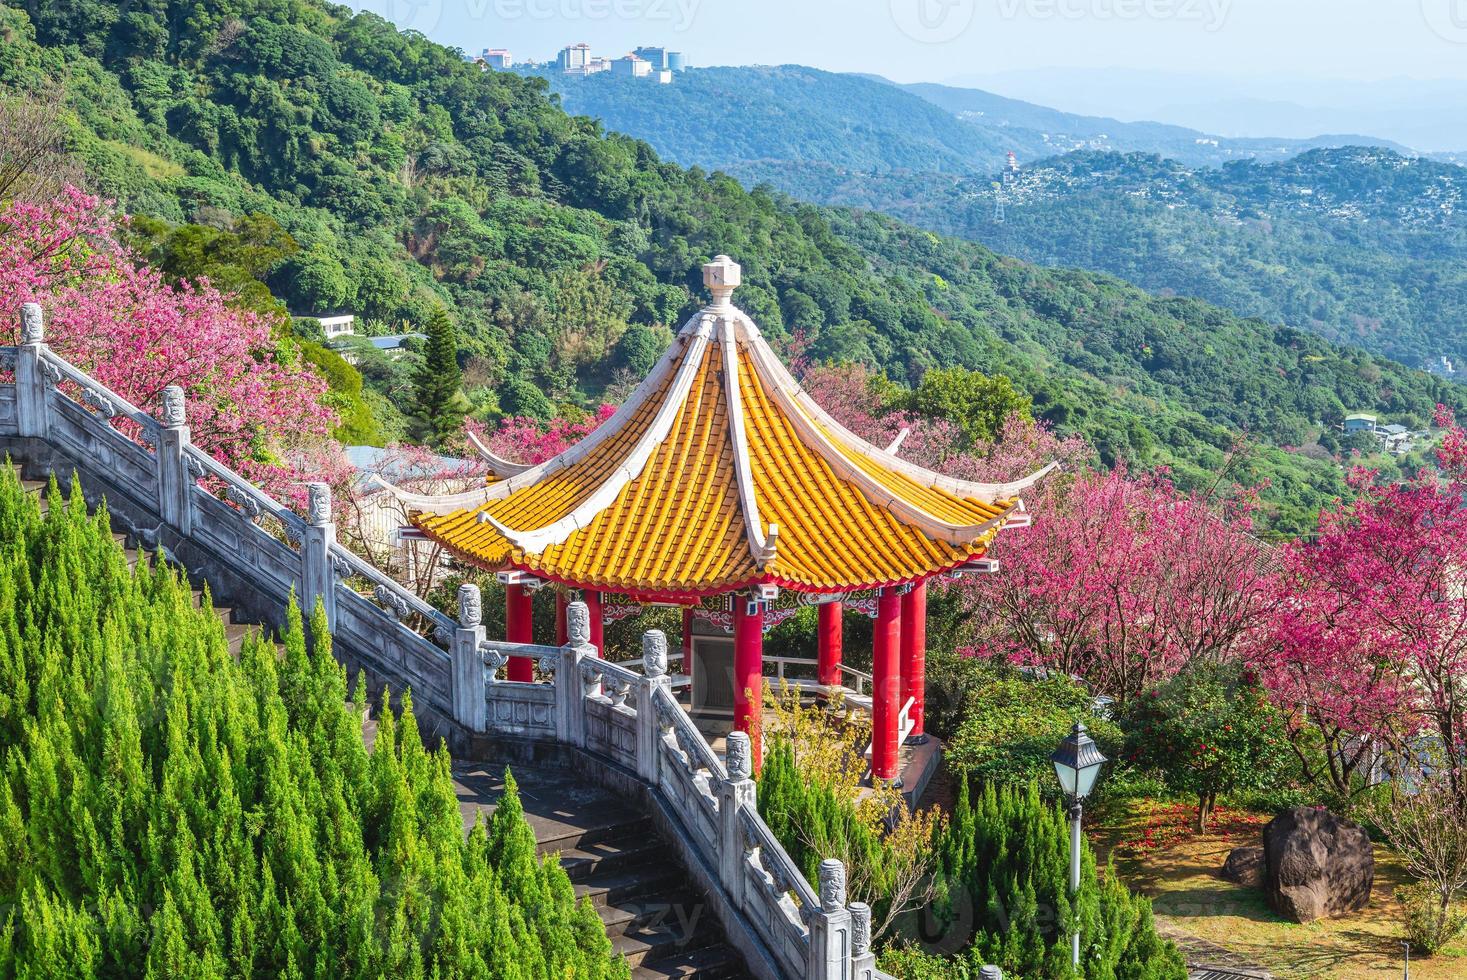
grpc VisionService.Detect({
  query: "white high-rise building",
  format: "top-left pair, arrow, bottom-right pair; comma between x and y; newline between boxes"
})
557,43 -> 592,73
612,54 -> 652,78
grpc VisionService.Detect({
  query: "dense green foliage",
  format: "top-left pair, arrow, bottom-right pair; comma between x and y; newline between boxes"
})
927,654 -> 1123,801
918,779 -> 1185,980
6,0 -> 1460,529
0,469 -> 624,977
757,739 -> 891,911
765,147 -> 1467,373
1125,663 -> 1290,831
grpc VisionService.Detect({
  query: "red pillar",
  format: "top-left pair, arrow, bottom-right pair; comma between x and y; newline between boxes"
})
505,583 -> 534,682
682,607 -> 695,686
900,580 -> 928,740
584,589 -> 604,657
871,587 -> 903,782
555,591 -> 568,646
817,600 -> 843,687
733,596 -> 765,770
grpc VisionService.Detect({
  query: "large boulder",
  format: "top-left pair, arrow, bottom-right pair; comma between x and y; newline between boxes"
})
1262,807 -> 1373,923
1221,845 -> 1265,888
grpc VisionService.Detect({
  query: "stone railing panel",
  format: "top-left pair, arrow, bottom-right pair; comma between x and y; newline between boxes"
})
335,587 -> 452,705
584,696 -> 637,764
186,445 -> 305,546
486,682 -> 556,738
46,388 -> 158,504
330,542 -> 455,645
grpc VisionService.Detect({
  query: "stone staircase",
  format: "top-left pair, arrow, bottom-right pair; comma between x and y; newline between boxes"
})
447,762 -> 748,979
15,468 -> 749,980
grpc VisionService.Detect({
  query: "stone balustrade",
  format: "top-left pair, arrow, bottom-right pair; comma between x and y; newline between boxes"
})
0,305 -> 896,980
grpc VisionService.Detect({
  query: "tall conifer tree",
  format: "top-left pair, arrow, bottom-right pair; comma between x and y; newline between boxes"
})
410,306 -> 465,447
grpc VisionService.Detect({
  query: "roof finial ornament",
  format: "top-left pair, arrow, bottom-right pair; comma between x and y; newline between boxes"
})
703,255 -> 741,310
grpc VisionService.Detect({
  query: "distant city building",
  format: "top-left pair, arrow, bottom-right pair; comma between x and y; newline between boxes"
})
657,69 -> 673,84
1427,355 -> 1457,378
612,54 -> 652,78
667,51 -> 687,72
633,46 -> 672,70
479,48 -> 512,69
557,42 -> 592,74
587,56 -> 612,74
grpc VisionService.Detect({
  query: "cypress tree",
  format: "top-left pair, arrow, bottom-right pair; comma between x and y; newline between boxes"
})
410,306 -> 466,447
0,473 -> 627,978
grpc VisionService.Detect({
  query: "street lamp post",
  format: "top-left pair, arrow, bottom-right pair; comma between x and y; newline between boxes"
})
1051,721 -> 1107,970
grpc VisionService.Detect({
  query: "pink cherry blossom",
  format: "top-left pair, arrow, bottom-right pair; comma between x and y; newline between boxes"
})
0,188 -> 336,496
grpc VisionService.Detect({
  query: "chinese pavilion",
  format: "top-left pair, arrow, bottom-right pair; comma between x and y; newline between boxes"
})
389,257 -> 1052,781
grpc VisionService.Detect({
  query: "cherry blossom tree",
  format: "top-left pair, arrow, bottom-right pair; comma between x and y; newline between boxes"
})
968,467 -> 1279,708
474,403 -> 616,466
338,441 -> 489,599
0,187 -> 335,496
1255,563 -> 1419,799
1279,412 -> 1467,800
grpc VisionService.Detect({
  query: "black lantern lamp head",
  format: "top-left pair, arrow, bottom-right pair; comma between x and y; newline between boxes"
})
1051,721 -> 1107,801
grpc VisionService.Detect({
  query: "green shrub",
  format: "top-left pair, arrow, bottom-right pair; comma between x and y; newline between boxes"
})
0,469 -> 625,978
1126,662 -> 1290,831
930,779 -> 1187,980
930,653 -> 1123,802
1399,881 -> 1467,955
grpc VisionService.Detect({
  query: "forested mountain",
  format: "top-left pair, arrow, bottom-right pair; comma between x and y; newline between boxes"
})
547,66 -> 1467,374
743,148 -> 1467,372
896,80 -> 1410,165
2,0 -> 1457,532
545,66 -> 1400,174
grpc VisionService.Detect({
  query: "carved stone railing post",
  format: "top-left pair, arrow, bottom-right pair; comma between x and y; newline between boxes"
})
718,731 -> 756,907
15,304 -> 48,439
849,902 -> 875,980
156,386 -> 192,534
301,482 -> 336,630
556,600 -> 594,748
453,584 -> 488,732
636,629 -> 672,783
808,859 -> 854,980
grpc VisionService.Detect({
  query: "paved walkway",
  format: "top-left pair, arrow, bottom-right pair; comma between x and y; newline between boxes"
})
1158,923 -> 1274,979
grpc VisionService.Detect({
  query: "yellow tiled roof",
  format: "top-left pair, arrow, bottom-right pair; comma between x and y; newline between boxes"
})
407,258 -> 1049,597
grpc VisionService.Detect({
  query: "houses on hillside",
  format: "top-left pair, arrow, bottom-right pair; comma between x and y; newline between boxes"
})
1341,413 -> 1429,455
293,312 -> 424,366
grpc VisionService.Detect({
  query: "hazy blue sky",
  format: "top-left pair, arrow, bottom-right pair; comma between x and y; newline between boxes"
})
352,0 -> 1467,84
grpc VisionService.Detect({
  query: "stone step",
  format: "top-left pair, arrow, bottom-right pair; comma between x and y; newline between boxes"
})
557,836 -> 667,882
610,906 -> 726,971
536,813 -> 654,858
596,888 -> 708,938
574,864 -> 687,909
632,945 -> 748,980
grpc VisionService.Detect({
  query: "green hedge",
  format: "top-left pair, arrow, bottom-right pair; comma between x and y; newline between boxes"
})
0,469 -> 626,978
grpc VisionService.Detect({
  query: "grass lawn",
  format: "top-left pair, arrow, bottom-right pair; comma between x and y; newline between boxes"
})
1094,798 -> 1467,980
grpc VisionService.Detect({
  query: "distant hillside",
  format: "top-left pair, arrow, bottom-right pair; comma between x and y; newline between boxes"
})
544,66 -> 1403,176
898,81 -> 1411,165
544,66 -> 1466,373
544,65 -> 1026,173
4,2 -> 1458,532
747,148 -> 1467,372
